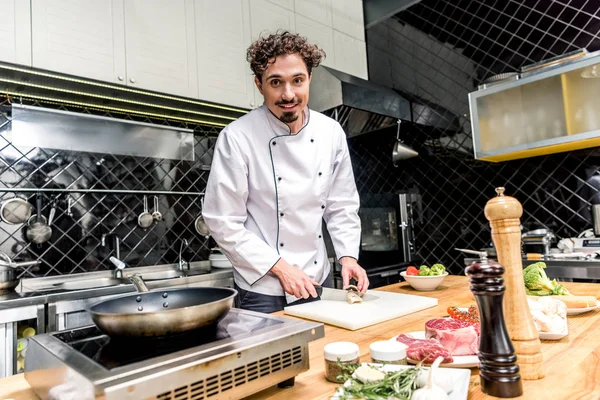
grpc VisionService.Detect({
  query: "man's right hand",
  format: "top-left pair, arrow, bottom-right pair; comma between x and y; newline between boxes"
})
271,258 -> 319,299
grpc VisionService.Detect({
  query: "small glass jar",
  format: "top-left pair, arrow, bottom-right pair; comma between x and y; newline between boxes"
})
370,340 -> 408,365
323,341 -> 360,383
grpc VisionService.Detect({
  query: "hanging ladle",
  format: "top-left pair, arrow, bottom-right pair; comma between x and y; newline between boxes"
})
392,119 -> 418,166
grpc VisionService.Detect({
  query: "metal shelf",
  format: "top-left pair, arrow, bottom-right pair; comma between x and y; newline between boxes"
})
0,188 -> 203,196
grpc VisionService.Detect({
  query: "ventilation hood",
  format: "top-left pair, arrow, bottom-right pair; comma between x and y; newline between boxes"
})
309,66 -> 460,137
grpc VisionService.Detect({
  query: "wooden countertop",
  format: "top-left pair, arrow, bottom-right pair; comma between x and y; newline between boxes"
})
1,276 -> 599,400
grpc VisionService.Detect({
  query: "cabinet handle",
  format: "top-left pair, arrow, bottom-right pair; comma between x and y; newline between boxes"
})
130,78 -> 136,83
118,76 -> 124,81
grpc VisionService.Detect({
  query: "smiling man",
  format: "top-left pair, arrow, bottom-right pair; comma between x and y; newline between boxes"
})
202,31 -> 368,313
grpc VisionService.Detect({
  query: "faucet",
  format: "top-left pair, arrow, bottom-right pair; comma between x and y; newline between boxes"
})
0,251 -> 41,268
101,233 -> 125,278
178,239 -> 190,272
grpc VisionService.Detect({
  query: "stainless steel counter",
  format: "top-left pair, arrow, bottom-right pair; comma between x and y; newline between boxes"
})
464,257 -> 600,281
0,262 -> 233,310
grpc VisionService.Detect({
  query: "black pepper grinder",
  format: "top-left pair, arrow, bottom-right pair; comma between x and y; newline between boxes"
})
459,248 -> 523,398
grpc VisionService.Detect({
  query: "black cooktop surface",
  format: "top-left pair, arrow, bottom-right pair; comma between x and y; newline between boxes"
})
53,311 -> 282,370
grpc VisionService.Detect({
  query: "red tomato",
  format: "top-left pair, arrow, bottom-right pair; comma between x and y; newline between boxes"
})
406,266 -> 420,276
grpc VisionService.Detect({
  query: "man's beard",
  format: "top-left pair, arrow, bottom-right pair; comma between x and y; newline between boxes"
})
279,112 -> 299,123
276,99 -> 301,124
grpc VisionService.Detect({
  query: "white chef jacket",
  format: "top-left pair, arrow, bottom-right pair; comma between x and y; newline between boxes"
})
202,104 -> 360,301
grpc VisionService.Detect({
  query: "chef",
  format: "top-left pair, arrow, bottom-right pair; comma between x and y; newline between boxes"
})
202,31 -> 368,313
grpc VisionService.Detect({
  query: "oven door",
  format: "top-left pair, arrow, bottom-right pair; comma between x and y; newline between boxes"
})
357,193 -> 417,269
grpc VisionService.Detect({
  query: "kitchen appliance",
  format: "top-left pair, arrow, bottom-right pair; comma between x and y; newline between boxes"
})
25,308 -> 324,400
284,287 -> 437,330
592,204 -> 600,236
332,192 -> 422,289
358,192 -> 419,267
521,228 -> 555,255
569,237 -> 600,255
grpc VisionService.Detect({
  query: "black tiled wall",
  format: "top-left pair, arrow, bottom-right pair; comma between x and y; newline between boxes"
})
350,0 -> 600,274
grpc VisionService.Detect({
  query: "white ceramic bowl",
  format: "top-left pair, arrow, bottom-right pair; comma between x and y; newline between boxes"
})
400,271 -> 448,291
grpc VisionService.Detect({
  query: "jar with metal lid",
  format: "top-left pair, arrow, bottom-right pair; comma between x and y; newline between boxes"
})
370,340 -> 408,365
323,341 -> 360,383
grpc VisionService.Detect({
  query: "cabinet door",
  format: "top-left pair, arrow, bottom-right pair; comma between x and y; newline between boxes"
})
123,0 -> 198,98
331,0 -> 364,41
295,15 -> 335,68
294,0 -> 332,27
267,0 -> 294,11
333,30 -> 368,79
195,0 -> 254,109
249,0 -> 296,40
249,0 -> 296,106
31,0 -> 126,83
0,0 -> 32,66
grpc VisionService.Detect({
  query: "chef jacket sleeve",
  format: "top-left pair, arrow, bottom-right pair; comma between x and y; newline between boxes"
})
202,129 -> 281,285
323,124 -> 361,261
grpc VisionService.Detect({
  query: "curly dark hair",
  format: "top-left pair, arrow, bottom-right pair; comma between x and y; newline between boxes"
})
246,30 -> 325,82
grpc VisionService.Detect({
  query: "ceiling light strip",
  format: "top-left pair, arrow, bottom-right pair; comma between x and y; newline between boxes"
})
1,92 -> 228,128
0,77 -> 238,122
0,63 -> 249,114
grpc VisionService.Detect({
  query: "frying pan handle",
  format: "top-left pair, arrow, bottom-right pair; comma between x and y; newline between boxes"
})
128,274 -> 149,292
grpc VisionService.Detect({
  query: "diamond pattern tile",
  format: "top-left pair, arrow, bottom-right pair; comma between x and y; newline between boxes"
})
0,96 -> 220,278
349,0 -> 600,275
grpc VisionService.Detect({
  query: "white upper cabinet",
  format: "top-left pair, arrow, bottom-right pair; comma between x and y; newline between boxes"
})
31,0 -> 126,83
333,30 -> 368,79
294,0 -> 332,27
266,0 -> 294,12
0,0 -> 31,66
250,0 -> 296,40
295,15 -> 335,68
331,0 -> 365,41
195,0 -> 255,109
123,0 -> 198,98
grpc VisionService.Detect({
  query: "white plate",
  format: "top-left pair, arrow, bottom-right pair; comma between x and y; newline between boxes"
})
390,331 -> 480,368
331,362 -> 470,400
210,260 -> 233,269
538,327 -> 568,340
567,300 -> 600,315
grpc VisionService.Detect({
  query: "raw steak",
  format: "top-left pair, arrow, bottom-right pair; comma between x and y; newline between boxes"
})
395,334 -> 454,363
425,318 -> 479,356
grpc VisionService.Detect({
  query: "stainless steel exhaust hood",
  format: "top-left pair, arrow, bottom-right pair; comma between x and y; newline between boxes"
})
309,66 -> 411,137
309,66 -> 460,137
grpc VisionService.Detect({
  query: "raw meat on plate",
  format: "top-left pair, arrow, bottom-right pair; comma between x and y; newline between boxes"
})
395,334 -> 454,363
425,318 -> 479,356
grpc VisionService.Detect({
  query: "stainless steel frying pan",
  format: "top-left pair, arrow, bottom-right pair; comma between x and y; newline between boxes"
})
89,275 -> 237,337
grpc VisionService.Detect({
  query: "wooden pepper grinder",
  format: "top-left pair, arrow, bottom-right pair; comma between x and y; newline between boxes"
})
484,187 -> 544,380
465,250 -> 523,397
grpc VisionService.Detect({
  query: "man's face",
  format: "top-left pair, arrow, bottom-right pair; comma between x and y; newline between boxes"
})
255,53 -> 311,127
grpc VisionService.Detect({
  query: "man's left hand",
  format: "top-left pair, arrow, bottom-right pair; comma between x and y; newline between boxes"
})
340,257 -> 369,293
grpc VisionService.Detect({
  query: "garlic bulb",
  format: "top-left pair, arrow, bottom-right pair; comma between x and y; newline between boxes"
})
411,357 -> 451,400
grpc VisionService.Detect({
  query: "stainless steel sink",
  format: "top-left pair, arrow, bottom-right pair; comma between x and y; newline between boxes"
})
140,270 -> 184,280
52,277 -> 129,291
140,269 -> 208,281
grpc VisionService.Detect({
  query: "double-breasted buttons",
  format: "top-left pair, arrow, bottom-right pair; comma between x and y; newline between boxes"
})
321,205 -> 325,209
318,172 -> 322,176
280,212 -> 284,217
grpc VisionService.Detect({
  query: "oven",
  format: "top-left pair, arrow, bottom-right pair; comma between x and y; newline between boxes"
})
331,191 -> 423,289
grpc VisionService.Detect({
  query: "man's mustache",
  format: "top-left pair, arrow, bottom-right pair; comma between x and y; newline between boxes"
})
275,99 -> 302,106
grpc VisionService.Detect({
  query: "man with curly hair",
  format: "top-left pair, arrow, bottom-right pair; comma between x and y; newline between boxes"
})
203,31 -> 368,313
